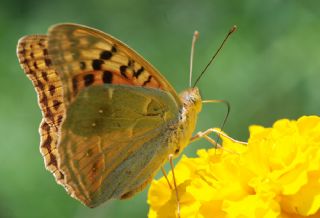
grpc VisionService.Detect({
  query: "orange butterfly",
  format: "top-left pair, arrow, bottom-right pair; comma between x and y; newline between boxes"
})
16,24 -> 236,214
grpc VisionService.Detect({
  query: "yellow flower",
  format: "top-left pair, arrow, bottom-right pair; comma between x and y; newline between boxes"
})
147,116 -> 320,218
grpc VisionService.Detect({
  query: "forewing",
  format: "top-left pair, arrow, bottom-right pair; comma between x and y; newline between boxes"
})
57,85 -> 180,207
47,23 -> 182,107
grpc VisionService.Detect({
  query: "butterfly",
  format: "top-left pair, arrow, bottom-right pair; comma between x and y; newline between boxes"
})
17,24 -> 240,215
16,23 -> 206,208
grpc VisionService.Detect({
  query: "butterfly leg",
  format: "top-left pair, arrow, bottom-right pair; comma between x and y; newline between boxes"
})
168,154 -> 181,218
192,129 -> 246,155
160,157 -> 181,217
161,166 -> 183,217
190,128 -> 247,154
190,128 -> 247,145
161,166 -> 173,190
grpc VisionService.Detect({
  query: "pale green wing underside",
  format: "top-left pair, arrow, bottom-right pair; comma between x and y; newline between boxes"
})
57,84 -> 179,207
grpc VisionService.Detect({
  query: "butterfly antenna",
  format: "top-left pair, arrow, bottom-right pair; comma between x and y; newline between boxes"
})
189,31 -> 199,87
193,25 -> 237,87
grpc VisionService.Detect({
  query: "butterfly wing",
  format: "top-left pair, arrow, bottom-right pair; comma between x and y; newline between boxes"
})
47,23 -> 182,107
17,35 -> 64,129
17,36 -> 67,186
18,24 -> 183,207
58,84 -> 180,207
45,23 -> 184,206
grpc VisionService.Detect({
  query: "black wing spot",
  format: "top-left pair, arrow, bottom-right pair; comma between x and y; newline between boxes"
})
53,100 -> 61,110
37,80 -> 44,90
102,71 -> 113,83
22,59 -> 28,65
120,65 -> 128,78
43,49 -> 48,56
84,74 -> 94,87
111,45 -> 117,53
41,94 -> 48,107
142,75 -> 152,86
92,59 -> 104,70
57,115 -> 63,125
49,85 -> 56,96
42,135 -> 52,152
48,153 -> 57,166
45,58 -> 52,67
100,50 -> 112,60
133,66 -> 144,78
19,48 -> 26,55
41,71 -> 48,81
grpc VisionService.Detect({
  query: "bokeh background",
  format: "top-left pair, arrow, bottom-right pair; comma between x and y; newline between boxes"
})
1,0 -> 320,217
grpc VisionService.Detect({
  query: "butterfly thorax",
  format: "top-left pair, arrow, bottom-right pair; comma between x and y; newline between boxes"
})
169,87 -> 202,156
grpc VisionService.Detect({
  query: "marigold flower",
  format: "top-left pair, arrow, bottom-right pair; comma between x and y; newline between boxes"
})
147,116 -> 320,218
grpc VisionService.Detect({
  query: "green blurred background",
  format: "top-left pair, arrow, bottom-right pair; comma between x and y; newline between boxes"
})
0,0 -> 319,217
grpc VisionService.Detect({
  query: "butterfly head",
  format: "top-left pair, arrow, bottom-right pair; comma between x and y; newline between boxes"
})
179,87 -> 202,113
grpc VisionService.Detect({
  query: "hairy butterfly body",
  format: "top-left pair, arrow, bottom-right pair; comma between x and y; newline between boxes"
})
17,23 -> 202,207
